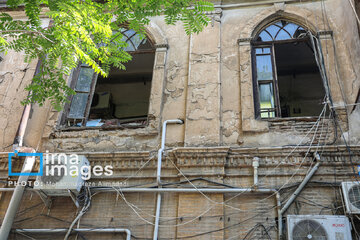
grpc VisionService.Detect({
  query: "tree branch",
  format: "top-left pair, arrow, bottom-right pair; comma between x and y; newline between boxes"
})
0,30 -> 55,43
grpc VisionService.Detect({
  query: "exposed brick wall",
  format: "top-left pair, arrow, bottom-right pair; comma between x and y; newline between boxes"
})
1,146 -> 359,239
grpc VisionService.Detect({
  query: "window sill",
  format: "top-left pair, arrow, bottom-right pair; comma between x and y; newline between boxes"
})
51,124 -> 159,140
266,116 -> 325,122
56,123 -> 147,132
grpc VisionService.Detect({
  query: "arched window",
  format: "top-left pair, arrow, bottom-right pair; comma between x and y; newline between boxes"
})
252,20 -> 325,119
64,30 -> 155,128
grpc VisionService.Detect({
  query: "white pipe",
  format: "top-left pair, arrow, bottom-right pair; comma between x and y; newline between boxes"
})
153,119 -> 183,240
213,0 -> 297,9
153,193 -> 162,240
0,155 -> 36,239
14,228 -> 131,240
0,187 -> 277,193
156,119 -> 183,185
276,192 -> 282,240
92,187 -> 276,193
0,101 -> 33,240
252,157 -> 259,187
16,104 -> 31,147
280,152 -> 321,215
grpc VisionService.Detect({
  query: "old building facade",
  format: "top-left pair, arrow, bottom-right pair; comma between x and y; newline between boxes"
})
0,0 -> 360,239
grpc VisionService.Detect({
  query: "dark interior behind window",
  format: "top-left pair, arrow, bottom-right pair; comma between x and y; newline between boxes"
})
275,41 -> 325,117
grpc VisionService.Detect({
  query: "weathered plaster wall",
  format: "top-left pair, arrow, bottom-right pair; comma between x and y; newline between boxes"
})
0,51 -> 37,151
0,1 -> 360,240
22,0 -> 357,150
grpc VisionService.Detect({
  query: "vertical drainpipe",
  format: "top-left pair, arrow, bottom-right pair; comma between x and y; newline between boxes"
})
0,104 -> 33,240
276,192 -> 282,240
252,157 -> 259,187
153,119 -> 183,240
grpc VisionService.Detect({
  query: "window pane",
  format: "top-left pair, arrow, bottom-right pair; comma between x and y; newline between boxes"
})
275,29 -> 292,40
284,23 -> 299,38
123,29 -> 136,38
265,24 -> 280,39
260,110 -> 275,118
255,48 -> 270,54
258,31 -> 272,42
68,93 -> 89,118
256,54 -> 273,80
75,67 -> 94,92
259,83 -> 275,118
256,21 -> 305,43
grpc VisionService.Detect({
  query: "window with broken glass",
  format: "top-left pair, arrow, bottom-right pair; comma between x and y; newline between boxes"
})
61,29 -> 155,128
252,20 -> 326,119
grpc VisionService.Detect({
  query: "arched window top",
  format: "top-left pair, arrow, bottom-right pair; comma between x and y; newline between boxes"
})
117,28 -> 154,52
255,20 -> 307,42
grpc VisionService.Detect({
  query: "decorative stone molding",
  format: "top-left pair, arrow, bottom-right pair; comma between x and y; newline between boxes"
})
317,30 -> 333,39
237,38 -> 252,46
274,2 -> 286,12
208,8 -> 222,26
1,146 -> 359,181
173,147 -> 230,167
155,44 -> 169,50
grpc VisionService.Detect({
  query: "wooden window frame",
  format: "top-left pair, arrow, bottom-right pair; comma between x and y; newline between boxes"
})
252,38 -> 311,119
60,54 -> 156,128
252,43 -> 280,119
61,63 -> 98,127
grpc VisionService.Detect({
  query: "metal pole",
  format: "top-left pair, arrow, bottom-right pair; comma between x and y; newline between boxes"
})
252,157 -> 259,186
0,156 -> 36,240
0,99 -> 33,240
0,187 -> 277,193
276,192 -> 282,240
16,104 -> 31,147
92,187 -> 276,193
14,228 -> 131,240
280,152 -> 321,215
153,119 -> 183,240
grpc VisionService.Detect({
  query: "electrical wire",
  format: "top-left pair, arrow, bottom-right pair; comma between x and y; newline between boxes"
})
347,0 -> 360,27
64,187 -> 92,240
81,105 -> 329,232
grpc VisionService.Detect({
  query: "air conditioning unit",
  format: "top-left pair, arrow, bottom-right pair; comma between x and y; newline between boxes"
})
34,155 -> 89,196
287,215 -> 352,240
342,181 -> 360,214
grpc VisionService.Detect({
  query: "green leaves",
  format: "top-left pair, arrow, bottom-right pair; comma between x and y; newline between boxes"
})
1,0 -> 214,110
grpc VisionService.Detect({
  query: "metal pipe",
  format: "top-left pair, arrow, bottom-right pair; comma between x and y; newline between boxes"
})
16,104 -> 31,147
14,228 -> 131,240
0,187 -> 278,193
252,157 -> 259,187
157,119 -> 183,185
280,152 -> 321,215
153,193 -> 162,240
153,119 -> 183,240
213,0 -> 297,9
92,187 -> 276,193
0,95 -> 33,240
0,155 -> 36,239
276,192 -> 282,240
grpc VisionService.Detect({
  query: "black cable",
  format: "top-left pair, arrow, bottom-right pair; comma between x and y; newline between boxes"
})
243,223 -> 273,240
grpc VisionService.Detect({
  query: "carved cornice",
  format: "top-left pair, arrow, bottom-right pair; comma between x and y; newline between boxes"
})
238,38 -> 252,46
1,146 -> 359,179
155,44 -> 169,49
317,30 -> 333,39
